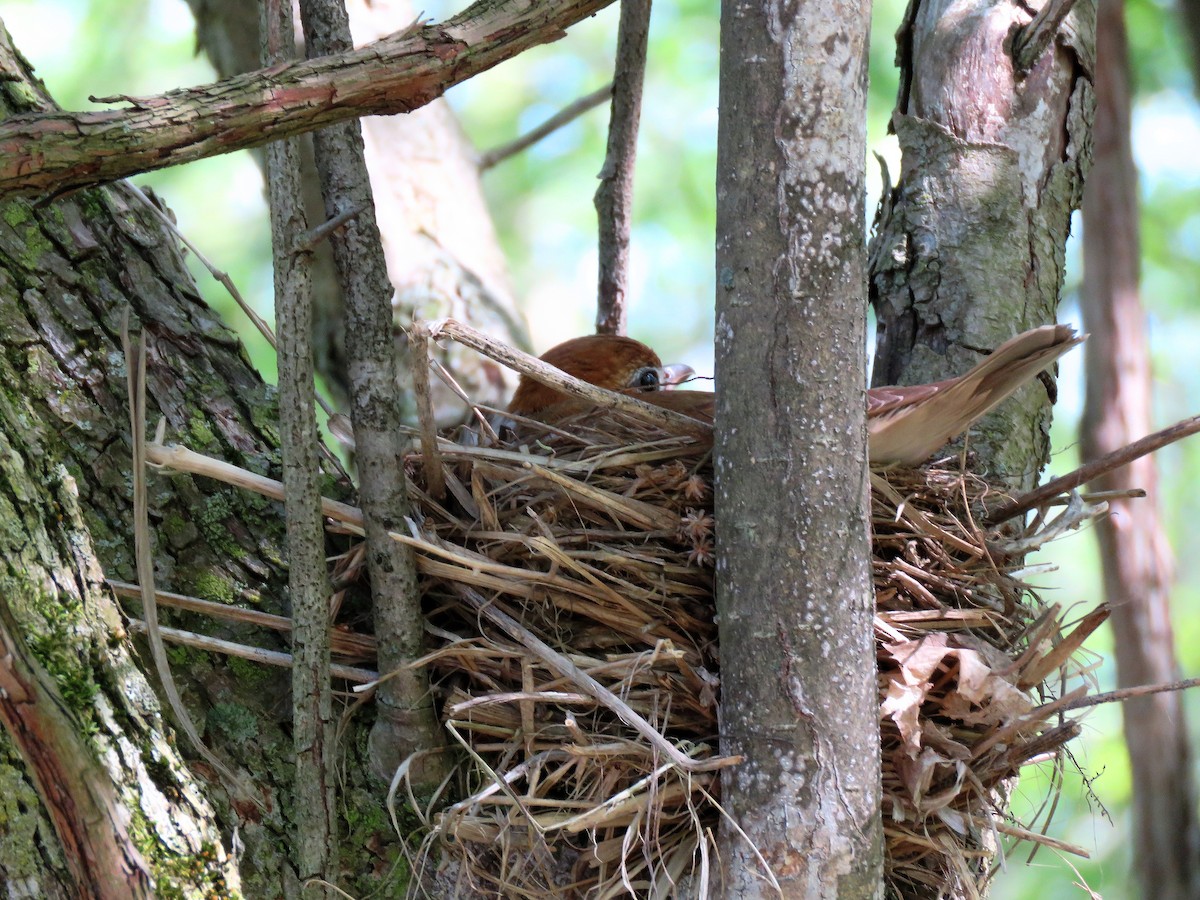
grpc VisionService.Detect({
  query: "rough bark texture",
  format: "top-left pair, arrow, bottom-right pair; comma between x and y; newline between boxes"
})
870,0 -> 1095,489
296,0 -> 447,791
0,452 -> 237,898
1081,1 -> 1200,896
0,22 -> 401,897
187,0 -> 524,419
262,0 -> 339,888
713,0 -> 881,896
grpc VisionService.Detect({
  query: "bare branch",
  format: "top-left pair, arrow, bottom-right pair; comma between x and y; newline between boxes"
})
594,0 -> 652,336
478,83 -> 614,170
986,413 -> 1200,524
0,0 -> 615,200
1057,676 -> 1200,713
297,204 -> 366,252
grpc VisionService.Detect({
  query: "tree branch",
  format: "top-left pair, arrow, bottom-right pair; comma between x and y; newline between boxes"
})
593,0 -> 651,336
986,413 -> 1200,524
478,83 -> 613,170
296,0 -> 448,795
0,0 -> 614,200
262,0 -> 338,887
1012,0 -> 1081,72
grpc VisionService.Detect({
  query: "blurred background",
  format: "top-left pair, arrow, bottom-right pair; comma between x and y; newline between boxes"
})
7,0 -> 1200,896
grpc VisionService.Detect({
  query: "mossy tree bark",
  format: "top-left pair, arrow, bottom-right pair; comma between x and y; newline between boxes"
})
0,26 -> 400,899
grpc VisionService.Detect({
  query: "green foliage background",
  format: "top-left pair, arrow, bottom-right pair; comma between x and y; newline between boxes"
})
8,0 -> 1200,896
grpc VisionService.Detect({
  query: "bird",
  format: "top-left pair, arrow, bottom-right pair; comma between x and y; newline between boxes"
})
507,325 -> 1083,466
507,334 -> 696,417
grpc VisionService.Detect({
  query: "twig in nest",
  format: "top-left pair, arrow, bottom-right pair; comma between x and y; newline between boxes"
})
125,619 -> 377,684
411,329 -> 446,499
144,442 -> 364,528
987,413 -> 1200,524
107,580 -> 377,661
420,318 -> 712,437
455,586 -> 741,774
998,491 -> 1109,556
427,356 -> 499,442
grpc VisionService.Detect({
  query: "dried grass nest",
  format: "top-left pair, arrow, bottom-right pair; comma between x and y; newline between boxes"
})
390,404 -> 1102,899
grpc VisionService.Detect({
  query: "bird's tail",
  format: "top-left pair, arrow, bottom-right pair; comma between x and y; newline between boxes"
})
868,324 -> 1084,465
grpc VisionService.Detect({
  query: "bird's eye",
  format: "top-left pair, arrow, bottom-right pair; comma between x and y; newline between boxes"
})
633,368 -> 661,390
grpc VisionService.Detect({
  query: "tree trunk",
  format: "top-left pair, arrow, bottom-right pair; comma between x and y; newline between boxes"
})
713,0 -> 881,895
1081,1 -> 1200,895
0,32 -> 393,897
870,0 -> 1094,488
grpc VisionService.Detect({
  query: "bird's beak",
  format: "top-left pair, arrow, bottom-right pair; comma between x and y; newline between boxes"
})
658,363 -> 695,390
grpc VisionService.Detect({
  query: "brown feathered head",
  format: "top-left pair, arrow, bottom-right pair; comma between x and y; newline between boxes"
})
508,335 -> 695,417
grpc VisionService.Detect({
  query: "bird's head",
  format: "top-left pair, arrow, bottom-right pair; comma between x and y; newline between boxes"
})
508,334 -> 695,417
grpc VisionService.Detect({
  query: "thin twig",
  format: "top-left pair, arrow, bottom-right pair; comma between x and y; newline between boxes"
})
126,619 -> 378,684
122,181 -> 277,353
107,580 -> 377,659
296,204 -> 365,253
455,586 -> 741,774
422,318 -> 712,437
478,83 -> 614,170
428,357 -> 499,442
986,413 -> 1200,524
145,442 -> 364,526
411,329 -> 446,499
1012,0 -> 1081,71
1056,676 -> 1200,713
594,0 -> 652,336
997,492 -> 1108,556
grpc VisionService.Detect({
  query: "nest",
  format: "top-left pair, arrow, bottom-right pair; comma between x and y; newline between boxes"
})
128,323 -> 1104,898
396,407 -> 1101,898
